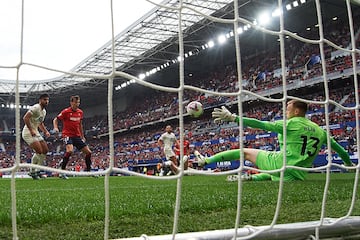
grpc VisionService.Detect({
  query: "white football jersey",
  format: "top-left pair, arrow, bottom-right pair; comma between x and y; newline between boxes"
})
22,103 -> 46,134
159,132 -> 176,150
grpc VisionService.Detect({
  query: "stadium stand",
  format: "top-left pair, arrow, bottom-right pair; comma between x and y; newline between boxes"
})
0,75 -> 358,175
0,1 -> 359,176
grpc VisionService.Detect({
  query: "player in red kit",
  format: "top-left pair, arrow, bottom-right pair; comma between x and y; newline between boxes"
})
174,137 -> 190,171
53,95 -> 93,179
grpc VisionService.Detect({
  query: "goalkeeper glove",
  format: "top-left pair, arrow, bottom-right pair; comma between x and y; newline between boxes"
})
212,106 -> 237,124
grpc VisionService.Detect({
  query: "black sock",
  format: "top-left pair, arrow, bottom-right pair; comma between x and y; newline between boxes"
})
61,152 -> 71,170
85,153 -> 91,172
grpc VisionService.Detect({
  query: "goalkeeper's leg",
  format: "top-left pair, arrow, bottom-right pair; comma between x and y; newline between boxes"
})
251,173 -> 272,181
196,149 -> 261,165
195,149 -> 275,180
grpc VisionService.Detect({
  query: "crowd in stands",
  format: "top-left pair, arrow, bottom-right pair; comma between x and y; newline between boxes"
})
0,84 -> 357,174
0,15 -> 359,175
77,14 -> 360,135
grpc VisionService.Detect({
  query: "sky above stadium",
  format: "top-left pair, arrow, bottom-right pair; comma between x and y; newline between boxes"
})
0,0 -> 163,81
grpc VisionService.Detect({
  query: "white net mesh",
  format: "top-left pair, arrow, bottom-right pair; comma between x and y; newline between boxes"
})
1,0 -> 359,239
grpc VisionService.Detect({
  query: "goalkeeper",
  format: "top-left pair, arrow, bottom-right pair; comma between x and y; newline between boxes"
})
194,100 -> 354,181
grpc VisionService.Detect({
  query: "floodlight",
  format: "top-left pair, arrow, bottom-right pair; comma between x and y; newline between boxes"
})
293,1 -> 299,7
218,34 -> 226,44
208,40 -> 215,48
300,0 -> 306,3
257,11 -> 271,26
286,4 -> 292,10
272,8 -> 281,17
237,27 -> 243,34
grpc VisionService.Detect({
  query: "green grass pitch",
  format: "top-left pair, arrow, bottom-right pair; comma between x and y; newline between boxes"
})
0,173 -> 359,240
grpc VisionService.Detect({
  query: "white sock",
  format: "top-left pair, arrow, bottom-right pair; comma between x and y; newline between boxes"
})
30,154 -> 41,173
38,154 -> 46,166
31,154 -> 39,165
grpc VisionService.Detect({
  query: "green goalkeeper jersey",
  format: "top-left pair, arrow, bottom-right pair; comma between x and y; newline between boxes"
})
236,116 -> 351,173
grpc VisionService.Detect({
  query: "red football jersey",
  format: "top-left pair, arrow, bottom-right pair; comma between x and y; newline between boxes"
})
175,140 -> 190,156
56,107 -> 83,137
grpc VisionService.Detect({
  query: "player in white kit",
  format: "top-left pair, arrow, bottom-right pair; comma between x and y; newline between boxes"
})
158,125 -> 178,175
22,94 -> 51,180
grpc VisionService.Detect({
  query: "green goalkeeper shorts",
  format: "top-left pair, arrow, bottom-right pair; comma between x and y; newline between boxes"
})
256,151 -> 305,181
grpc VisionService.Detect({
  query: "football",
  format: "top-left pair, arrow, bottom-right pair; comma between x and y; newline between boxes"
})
186,101 -> 203,118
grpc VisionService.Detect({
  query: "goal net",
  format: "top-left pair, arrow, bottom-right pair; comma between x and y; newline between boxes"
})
113,0 -> 360,239
1,0 -> 359,239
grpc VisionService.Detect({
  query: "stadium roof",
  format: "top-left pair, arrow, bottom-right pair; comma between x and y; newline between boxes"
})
0,0 -> 357,112
1,0 -> 236,109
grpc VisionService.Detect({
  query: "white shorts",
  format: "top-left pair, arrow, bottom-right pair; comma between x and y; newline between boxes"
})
22,129 -> 44,145
164,149 -> 175,160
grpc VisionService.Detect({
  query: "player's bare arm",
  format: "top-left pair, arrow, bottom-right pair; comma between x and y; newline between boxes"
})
79,120 -> 85,141
39,123 -> 50,137
157,139 -> 163,147
53,117 -> 59,133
